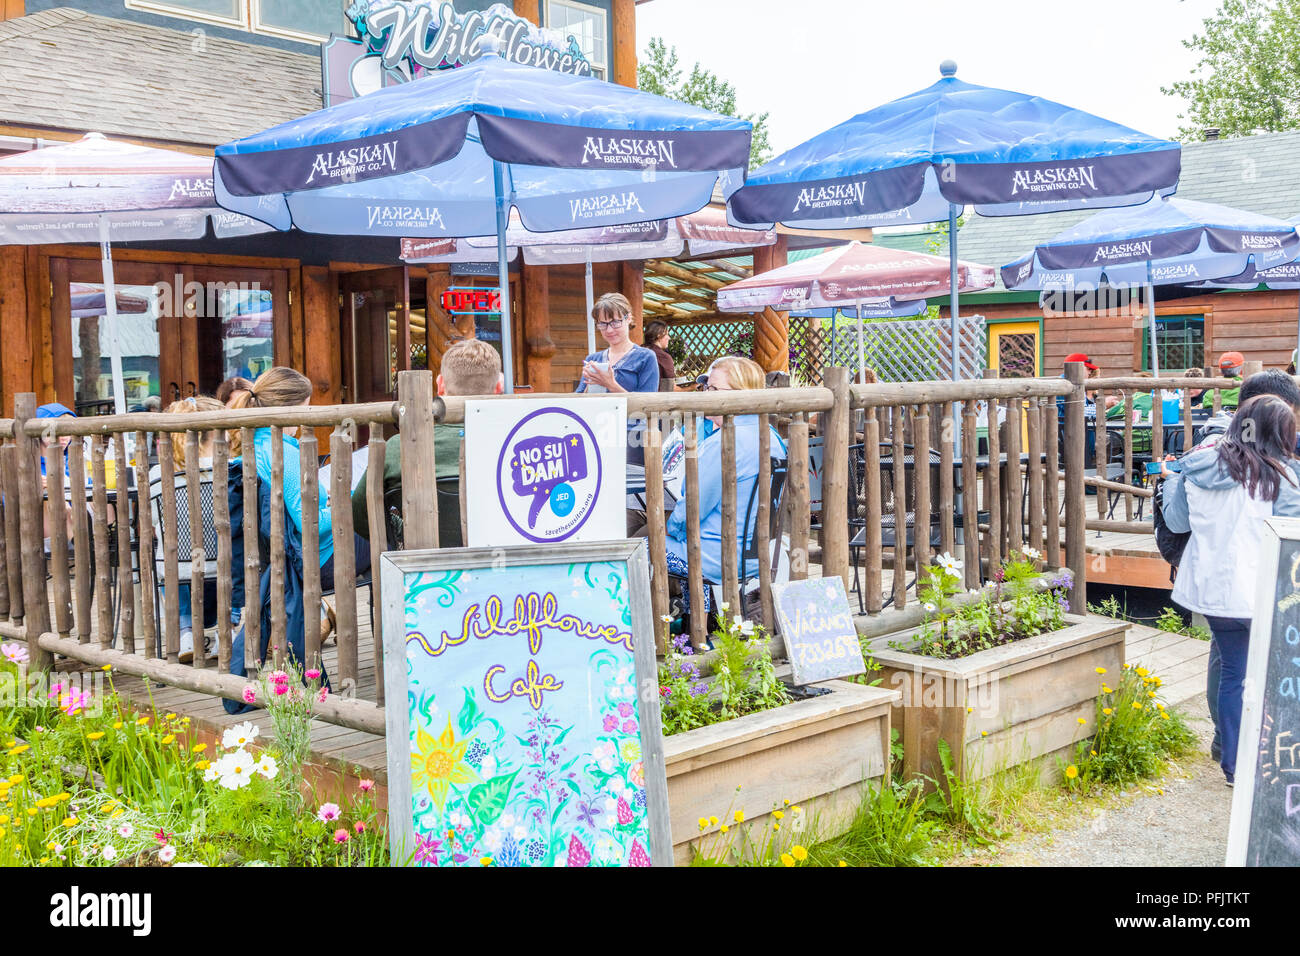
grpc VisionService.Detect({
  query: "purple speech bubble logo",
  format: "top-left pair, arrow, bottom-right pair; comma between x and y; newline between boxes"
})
510,433 -> 589,528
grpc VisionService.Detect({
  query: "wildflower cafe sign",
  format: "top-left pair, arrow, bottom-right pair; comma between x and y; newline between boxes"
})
771,577 -> 866,686
465,396 -> 626,547
1228,517 -> 1300,865
379,540 -> 671,866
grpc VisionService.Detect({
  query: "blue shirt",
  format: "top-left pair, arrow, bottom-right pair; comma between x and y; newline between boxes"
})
574,345 -> 660,394
251,427 -> 334,568
665,415 -> 788,583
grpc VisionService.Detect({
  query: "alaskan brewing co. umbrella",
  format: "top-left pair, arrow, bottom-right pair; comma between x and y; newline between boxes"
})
214,52 -> 752,392
1002,197 -> 1300,377
717,241 -> 995,382
1188,215 -> 1300,363
402,206 -> 775,352
725,61 -> 1181,380
0,133 -> 270,414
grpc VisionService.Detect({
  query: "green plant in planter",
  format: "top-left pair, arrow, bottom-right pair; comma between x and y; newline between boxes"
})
658,608 -> 790,736
907,549 -> 1072,660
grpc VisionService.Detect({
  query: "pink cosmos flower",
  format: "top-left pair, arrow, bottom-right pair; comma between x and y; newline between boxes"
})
60,689 -> 90,716
621,719 -> 637,735
358,779 -> 374,793
0,643 -> 28,665
316,802 -> 341,823
155,828 -> 173,845
273,683 -> 289,696
241,685 -> 257,704
47,681 -> 65,699
333,828 -> 350,844
354,821 -> 366,835
305,668 -> 321,680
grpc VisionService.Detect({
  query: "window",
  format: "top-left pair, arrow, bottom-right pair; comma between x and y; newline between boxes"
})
126,0 -> 349,43
1141,314 -> 1204,373
546,0 -> 608,79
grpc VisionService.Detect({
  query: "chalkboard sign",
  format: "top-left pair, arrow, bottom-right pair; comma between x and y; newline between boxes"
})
1228,518 -> 1300,865
772,577 -> 866,685
380,540 -> 671,867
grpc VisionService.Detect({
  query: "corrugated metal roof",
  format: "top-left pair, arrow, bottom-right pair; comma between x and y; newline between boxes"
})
0,8 -> 322,148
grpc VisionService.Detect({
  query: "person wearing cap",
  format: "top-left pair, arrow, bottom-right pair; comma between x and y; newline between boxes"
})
1201,351 -> 1244,410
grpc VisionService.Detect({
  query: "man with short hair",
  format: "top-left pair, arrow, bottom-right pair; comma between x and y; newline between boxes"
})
351,338 -> 504,548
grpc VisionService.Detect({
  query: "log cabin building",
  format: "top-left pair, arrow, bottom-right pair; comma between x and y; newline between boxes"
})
0,0 -> 673,416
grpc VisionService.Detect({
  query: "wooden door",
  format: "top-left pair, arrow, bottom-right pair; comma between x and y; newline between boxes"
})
339,267 -> 409,404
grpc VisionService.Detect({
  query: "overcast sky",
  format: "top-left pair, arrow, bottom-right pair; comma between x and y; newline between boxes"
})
636,0 -> 1225,156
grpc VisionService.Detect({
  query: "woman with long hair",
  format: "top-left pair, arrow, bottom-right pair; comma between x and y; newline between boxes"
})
1162,394 -> 1300,784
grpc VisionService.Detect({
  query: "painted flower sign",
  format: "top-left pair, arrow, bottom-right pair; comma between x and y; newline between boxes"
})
380,540 -> 670,866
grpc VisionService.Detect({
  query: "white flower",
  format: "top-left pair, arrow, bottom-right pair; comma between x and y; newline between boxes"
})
660,614 -> 673,623
598,757 -> 616,774
482,828 -> 503,852
616,667 -> 631,686
101,844 -> 118,861
924,603 -> 937,613
202,763 -> 220,783
501,813 -> 515,828
158,844 -> 177,864
718,602 -> 731,613
217,750 -> 255,790
604,797 -> 618,815
117,823 -> 134,839
968,588 -> 981,596
596,837 -> 620,863
222,721 -> 259,751
513,826 -> 527,841
479,756 -> 497,779
1021,546 -> 1042,561
738,619 -> 755,636
935,552 -> 962,574
254,753 -> 278,780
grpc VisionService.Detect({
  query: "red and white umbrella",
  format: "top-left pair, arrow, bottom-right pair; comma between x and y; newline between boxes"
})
718,241 -> 996,383
0,133 -> 269,413
403,207 -> 775,352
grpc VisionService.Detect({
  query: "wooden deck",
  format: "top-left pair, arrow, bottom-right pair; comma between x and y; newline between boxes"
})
1123,622 -> 1211,706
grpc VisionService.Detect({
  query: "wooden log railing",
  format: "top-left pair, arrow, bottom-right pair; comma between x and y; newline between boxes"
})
850,376 -> 1079,611
0,364 -> 1171,730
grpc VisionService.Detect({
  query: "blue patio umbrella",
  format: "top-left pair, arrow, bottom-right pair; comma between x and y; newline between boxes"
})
1002,197 -> 1300,377
1188,215 -> 1300,364
214,52 -> 752,392
726,61 -> 1181,380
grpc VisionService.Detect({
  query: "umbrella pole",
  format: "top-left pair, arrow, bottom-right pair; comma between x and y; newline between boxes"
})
855,298 -> 865,385
948,202 -> 960,381
585,250 -> 596,355
493,161 -> 516,394
97,215 -> 128,416
830,310 -> 837,369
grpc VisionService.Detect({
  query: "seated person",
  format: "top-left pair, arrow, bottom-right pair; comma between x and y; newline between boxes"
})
1104,370 -> 1156,420
1202,351 -> 1244,410
147,395 -> 235,662
663,356 -> 788,616
352,338 -> 504,549
577,293 -> 660,465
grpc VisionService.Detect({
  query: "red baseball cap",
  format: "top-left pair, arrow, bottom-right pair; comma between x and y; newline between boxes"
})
1064,352 -> 1098,371
1218,351 -> 1245,371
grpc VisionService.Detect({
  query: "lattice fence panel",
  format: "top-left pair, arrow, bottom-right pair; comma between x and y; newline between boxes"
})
791,314 -> 987,384
665,321 -> 754,382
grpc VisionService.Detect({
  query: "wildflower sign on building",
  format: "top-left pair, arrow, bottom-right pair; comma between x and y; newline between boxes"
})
772,577 -> 866,685
379,540 -> 671,866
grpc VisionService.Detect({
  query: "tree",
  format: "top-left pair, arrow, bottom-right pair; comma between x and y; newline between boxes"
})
637,37 -> 773,168
1163,0 -> 1300,140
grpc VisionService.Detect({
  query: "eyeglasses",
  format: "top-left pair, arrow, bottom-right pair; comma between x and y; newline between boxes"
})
595,318 -> 628,330
701,383 -> 733,392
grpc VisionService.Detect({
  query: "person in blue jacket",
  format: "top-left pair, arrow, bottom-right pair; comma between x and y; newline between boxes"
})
576,292 -> 660,465
664,356 -> 787,616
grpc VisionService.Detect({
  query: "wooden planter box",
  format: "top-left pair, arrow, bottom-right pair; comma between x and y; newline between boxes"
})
662,680 -> 899,866
865,614 -> 1127,784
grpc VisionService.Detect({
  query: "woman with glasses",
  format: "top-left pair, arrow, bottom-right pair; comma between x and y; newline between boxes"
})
575,292 -> 660,396
664,356 -> 788,622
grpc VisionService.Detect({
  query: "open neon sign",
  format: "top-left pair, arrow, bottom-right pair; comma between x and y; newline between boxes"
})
440,286 -> 501,315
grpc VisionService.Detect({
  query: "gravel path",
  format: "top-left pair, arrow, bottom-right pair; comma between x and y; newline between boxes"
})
973,696 -> 1233,867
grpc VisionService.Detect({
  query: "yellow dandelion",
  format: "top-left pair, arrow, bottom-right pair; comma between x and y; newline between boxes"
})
1103,707 -> 1113,715
1095,667 -> 1107,675
791,845 -> 808,861
1102,685 -> 1112,694
733,810 -> 745,824
34,796 -> 59,809
792,806 -> 802,815
112,722 -> 122,730
25,808 -> 37,817
720,824 -> 729,834
0,815 -> 7,825
194,760 -> 210,771
1090,750 -> 1098,757
708,815 -> 718,826
1065,765 -> 1079,779
136,717 -> 149,725
5,744 -> 29,756
783,799 -> 790,807
966,706 -> 973,713
86,732 -> 104,741
981,731 -> 988,737
100,664 -> 111,672
1132,702 -> 1142,710
780,853 -> 794,867
56,793 -> 69,802
773,822 -> 781,831
1161,712 -> 1170,720
1136,667 -> 1148,678
1077,717 -> 1086,725
61,816 -> 78,827
480,857 -> 493,867
191,743 -> 207,753
8,775 -> 21,784
773,810 -> 784,820
697,817 -> 708,831
160,734 -> 175,745
164,713 -> 176,721
1147,691 -> 1156,699
838,860 -> 848,867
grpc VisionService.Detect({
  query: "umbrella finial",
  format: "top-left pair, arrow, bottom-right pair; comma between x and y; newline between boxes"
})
939,59 -> 957,78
